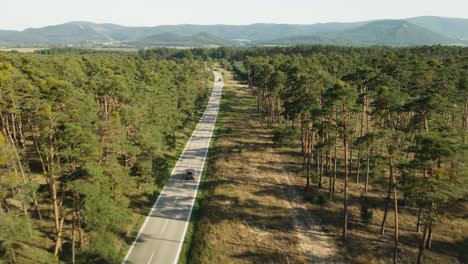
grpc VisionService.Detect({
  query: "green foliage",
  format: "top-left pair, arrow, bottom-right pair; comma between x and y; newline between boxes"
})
1,43 -> 467,263
152,155 -> 170,183
272,125 -> 298,147
231,61 -> 248,81
0,50 -> 211,262
219,59 -> 233,71
78,231 -> 122,264
239,45 -> 467,261
0,213 -> 34,262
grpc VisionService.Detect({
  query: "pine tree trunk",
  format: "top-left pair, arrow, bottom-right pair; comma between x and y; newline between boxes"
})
29,174 -> 42,220
390,155 -> 399,264
426,220 -> 433,250
17,118 -> 42,218
380,173 -> 392,236
462,98 -> 467,143
343,117 -> 349,239
332,144 -> 337,200
78,211 -> 84,245
72,207 -> 76,264
4,127 -> 28,215
358,98 -> 365,186
417,205 -> 423,233
301,121 -> 306,169
424,115 -> 429,131
417,218 -> 430,264
328,137 -> 332,174
365,152 -> 370,193
310,126 -> 315,181
365,99 -> 371,193
426,203 -> 435,250
349,146 -> 353,180
50,178 -> 62,257
29,119 -> 48,175
356,148 -> 361,184
319,150 -> 323,188
305,127 -> 309,190
327,139 -> 332,199
316,147 -> 320,178
54,213 -> 65,257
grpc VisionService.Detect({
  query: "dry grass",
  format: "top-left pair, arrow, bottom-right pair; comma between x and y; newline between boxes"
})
276,144 -> 468,263
189,69 -> 343,263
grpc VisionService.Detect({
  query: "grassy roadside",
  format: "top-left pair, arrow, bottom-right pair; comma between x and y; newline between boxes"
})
119,76 -> 215,259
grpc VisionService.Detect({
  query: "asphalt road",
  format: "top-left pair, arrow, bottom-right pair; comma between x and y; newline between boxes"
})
123,71 -> 223,264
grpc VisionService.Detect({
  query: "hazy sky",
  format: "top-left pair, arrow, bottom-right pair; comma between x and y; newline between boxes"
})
2,0 -> 468,30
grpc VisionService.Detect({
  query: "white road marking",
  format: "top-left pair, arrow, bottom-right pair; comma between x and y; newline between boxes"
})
173,74 -> 222,264
147,251 -> 155,264
160,219 -> 169,234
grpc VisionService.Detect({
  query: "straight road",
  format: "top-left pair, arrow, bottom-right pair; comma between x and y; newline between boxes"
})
123,71 -> 223,264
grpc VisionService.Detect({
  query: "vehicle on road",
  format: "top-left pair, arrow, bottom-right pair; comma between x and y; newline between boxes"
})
185,169 -> 195,180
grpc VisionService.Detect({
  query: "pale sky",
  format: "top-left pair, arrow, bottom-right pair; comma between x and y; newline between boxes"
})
2,0 -> 468,30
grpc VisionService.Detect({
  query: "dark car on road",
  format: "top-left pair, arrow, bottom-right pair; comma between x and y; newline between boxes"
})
185,169 -> 195,180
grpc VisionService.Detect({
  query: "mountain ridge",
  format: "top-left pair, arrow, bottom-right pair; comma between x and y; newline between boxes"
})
1,16 -> 467,48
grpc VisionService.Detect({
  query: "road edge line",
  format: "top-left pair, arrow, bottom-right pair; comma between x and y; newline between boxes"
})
172,72 -> 222,264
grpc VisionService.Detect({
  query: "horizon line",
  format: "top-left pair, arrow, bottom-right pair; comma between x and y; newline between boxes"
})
2,15 -> 468,31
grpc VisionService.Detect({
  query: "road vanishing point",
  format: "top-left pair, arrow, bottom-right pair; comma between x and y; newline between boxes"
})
123,71 -> 223,264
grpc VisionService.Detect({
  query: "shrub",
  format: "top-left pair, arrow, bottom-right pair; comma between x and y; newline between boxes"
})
272,125 -> 298,147
359,194 -> 373,226
316,194 -> 326,205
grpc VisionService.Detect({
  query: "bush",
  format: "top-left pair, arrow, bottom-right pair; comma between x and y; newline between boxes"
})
359,194 -> 374,226
272,125 -> 298,147
219,59 -> 233,71
304,191 -> 315,202
232,61 -> 248,81
316,194 -> 326,205
303,191 -> 327,205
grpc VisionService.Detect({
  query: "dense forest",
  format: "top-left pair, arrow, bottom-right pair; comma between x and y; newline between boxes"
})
228,46 -> 468,263
0,51 -> 212,263
137,45 -> 468,61
140,45 -> 467,263
1,45 -> 467,263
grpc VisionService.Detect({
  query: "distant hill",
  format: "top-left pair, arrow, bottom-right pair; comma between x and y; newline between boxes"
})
131,32 -> 231,47
261,20 -> 458,46
0,23 -> 112,47
0,16 -> 467,48
407,16 -> 468,41
337,20 -> 456,46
